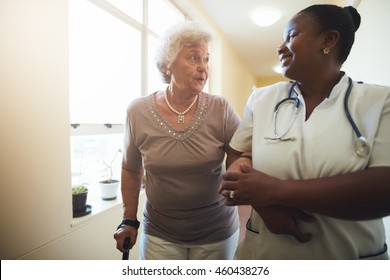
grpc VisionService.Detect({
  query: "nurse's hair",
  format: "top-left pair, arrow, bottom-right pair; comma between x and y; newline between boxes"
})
155,21 -> 212,84
298,4 -> 361,64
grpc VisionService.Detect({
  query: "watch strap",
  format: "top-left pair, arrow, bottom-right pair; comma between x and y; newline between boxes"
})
117,219 -> 140,230
239,154 -> 252,160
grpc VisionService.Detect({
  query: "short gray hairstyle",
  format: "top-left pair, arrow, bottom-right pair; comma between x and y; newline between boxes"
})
155,21 -> 213,84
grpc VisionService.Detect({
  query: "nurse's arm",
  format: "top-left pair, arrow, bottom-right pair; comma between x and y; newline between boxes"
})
275,166 -> 390,220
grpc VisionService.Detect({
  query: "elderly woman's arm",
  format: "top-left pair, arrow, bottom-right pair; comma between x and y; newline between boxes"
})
225,147 -> 251,170
114,167 -> 143,252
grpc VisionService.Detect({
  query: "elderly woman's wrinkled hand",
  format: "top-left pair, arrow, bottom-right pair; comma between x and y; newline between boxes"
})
114,226 -> 138,253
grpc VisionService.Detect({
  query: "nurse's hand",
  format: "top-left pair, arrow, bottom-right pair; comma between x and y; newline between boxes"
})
219,164 -> 278,206
253,206 -> 315,243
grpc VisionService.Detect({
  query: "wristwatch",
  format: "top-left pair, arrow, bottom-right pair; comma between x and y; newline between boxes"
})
117,219 -> 140,230
239,154 -> 252,160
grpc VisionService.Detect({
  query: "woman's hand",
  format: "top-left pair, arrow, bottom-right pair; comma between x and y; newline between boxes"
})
253,206 -> 315,243
114,226 -> 138,253
219,164 -> 279,206
219,163 -> 315,242
226,155 -> 252,173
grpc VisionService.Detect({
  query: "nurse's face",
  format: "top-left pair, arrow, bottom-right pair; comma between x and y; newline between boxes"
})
277,13 -> 325,82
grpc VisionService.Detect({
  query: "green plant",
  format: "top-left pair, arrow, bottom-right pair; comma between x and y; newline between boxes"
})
102,148 -> 122,183
72,184 -> 88,195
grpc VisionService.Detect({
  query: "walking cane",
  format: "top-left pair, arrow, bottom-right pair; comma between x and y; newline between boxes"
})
122,237 -> 131,260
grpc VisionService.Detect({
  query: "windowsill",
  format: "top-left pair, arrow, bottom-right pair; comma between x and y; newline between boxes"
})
71,191 -> 124,228
71,188 -> 146,228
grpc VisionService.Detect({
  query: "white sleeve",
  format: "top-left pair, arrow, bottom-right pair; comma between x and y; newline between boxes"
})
229,92 -> 254,152
369,91 -> 390,167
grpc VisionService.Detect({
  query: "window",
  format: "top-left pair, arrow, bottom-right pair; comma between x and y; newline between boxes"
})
69,0 -> 185,203
69,0 -> 141,124
148,0 -> 186,35
70,123 -> 124,200
105,0 -> 143,24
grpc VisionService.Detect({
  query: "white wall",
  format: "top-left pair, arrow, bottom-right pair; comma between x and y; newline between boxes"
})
0,0 -> 71,259
343,0 -> 390,87
0,0 -> 134,260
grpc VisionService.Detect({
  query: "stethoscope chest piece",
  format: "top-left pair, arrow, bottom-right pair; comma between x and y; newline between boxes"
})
355,136 -> 370,157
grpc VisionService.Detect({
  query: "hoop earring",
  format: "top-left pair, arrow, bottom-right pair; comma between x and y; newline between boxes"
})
166,70 -> 171,75
322,47 -> 330,55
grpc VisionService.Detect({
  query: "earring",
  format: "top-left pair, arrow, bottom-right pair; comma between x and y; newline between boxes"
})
166,70 -> 171,75
322,47 -> 330,55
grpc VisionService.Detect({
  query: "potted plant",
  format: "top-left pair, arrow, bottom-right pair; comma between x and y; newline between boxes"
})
72,184 -> 91,217
99,148 -> 121,200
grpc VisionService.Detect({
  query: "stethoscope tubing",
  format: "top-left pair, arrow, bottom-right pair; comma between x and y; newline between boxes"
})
343,77 -> 362,138
268,77 -> 369,157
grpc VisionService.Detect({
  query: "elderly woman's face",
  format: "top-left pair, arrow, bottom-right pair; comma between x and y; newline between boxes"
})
169,41 -> 209,94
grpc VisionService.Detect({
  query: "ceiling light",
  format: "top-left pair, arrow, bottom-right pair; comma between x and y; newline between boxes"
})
251,7 -> 282,27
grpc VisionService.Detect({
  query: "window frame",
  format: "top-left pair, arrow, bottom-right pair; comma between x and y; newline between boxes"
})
69,0 -> 187,222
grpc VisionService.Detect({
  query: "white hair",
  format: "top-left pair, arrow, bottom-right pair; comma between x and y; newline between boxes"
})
155,21 -> 213,84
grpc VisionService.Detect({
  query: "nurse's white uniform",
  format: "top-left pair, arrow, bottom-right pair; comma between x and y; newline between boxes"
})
230,74 -> 390,259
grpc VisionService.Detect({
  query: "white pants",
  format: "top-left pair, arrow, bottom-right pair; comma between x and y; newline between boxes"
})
139,229 -> 239,260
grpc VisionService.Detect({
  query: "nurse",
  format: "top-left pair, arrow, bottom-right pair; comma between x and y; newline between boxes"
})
219,4 -> 390,259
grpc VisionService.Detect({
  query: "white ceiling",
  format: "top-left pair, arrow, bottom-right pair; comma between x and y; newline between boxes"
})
192,0 -> 357,78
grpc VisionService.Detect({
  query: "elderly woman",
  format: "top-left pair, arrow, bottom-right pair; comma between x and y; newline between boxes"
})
219,4 -> 390,259
114,21 -> 240,260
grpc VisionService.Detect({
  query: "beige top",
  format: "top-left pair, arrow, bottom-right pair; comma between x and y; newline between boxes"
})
123,91 -> 241,244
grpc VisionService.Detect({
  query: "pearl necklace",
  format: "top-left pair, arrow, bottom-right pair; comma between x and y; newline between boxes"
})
164,88 -> 198,123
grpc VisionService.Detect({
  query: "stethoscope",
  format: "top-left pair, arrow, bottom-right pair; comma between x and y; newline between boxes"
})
264,77 -> 370,157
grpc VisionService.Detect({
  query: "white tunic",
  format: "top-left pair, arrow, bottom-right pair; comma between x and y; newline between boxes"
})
230,74 -> 390,259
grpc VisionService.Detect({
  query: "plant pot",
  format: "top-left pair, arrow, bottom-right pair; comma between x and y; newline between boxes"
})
99,179 -> 119,200
72,191 -> 90,217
